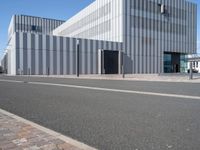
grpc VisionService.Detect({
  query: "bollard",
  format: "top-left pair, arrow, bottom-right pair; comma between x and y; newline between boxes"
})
189,62 -> 193,80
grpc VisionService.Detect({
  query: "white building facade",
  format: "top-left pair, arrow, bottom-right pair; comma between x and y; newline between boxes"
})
1,0 -> 197,75
5,15 -> 65,75
3,15 -> 122,75
54,0 -> 197,74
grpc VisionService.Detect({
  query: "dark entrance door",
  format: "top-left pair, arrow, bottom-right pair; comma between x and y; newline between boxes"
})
164,52 -> 180,73
103,50 -> 119,74
172,54 -> 180,73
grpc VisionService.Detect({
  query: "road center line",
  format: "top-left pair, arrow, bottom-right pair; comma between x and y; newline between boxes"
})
0,79 -> 200,100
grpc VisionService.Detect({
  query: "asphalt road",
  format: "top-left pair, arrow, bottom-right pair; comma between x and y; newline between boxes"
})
0,76 -> 200,150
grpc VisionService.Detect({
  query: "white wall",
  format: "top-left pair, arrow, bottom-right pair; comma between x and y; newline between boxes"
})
7,33 -> 16,75
12,32 -> 122,75
53,0 -> 123,42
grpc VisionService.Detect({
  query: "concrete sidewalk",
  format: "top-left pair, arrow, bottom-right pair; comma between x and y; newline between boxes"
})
0,109 -> 96,150
7,73 -> 200,83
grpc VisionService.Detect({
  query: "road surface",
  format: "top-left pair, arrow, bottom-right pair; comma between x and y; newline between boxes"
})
0,76 -> 200,150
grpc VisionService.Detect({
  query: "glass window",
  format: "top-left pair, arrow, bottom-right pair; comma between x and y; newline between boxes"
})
180,54 -> 187,73
164,54 -> 172,73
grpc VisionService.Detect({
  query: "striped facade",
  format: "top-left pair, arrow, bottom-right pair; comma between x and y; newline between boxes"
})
13,32 -> 122,75
7,15 -> 64,75
53,0 -> 123,42
53,0 -> 197,74
123,0 -> 197,73
3,0 -> 197,75
8,15 -> 64,39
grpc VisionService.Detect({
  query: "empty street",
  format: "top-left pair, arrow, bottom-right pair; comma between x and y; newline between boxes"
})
0,76 -> 200,150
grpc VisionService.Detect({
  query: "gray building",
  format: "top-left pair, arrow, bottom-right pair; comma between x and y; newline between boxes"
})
54,0 -> 197,74
6,15 -> 122,75
2,0 -> 197,75
6,15 -> 65,75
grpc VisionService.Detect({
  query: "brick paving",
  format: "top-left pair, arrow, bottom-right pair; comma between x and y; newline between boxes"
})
0,112 -> 84,150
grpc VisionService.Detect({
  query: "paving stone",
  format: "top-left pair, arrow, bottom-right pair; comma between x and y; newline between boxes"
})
0,139 -> 11,145
12,138 -> 28,146
0,143 -> 17,149
57,143 -> 81,150
40,143 -> 59,150
48,139 -> 65,145
0,111 -> 84,150
23,145 -> 40,150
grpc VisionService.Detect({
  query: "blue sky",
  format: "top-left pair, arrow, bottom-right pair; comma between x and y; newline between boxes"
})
0,0 -> 199,59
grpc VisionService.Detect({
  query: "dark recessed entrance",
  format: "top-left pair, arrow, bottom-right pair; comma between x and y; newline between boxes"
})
103,50 -> 119,74
164,52 -> 180,73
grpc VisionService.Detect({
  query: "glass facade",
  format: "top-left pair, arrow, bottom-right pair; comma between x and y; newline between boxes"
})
164,53 -> 187,73
180,54 -> 188,73
164,54 -> 172,73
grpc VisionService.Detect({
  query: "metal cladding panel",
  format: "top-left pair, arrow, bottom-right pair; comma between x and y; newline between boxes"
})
63,38 -> 66,75
28,33 -> 31,74
42,35 -> 47,75
53,36 -> 57,75
53,0 -> 123,43
13,15 -> 64,35
23,33 -> 27,75
50,36 -> 54,75
93,40 -> 97,74
66,38 -> 70,74
87,40 -> 91,74
31,34 -> 35,75
5,0 -> 197,75
15,32 -> 20,73
69,38 -> 74,75
56,37 -> 60,75
72,38 -> 76,75
35,34 -> 39,74
14,32 -> 122,75
80,39 -> 83,74
46,35 -> 50,74
38,35 -> 43,75
123,0 -> 197,74
60,37 -> 64,75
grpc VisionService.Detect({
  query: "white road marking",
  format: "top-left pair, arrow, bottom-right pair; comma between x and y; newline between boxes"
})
0,79 -> 200,100
0,108 -> 97,150
0,79 -> 24,83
